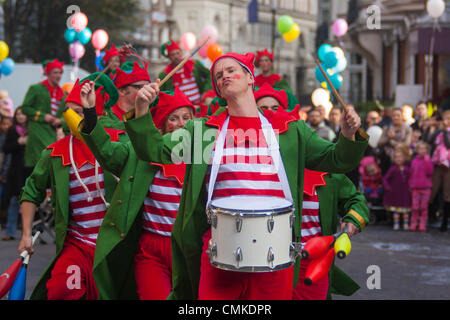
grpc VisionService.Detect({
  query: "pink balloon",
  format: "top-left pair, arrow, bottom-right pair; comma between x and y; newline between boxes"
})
201,25 -> 218,44
198,41 -> 208,59
332,19 -> 348,37
71,12 -> 88,32
180,32 -> 197,51
69,41 -> 85,60
91,29 -> 109,50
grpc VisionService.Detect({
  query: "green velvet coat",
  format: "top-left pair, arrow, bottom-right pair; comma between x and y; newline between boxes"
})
21,83 -> 65,167
124,108 -> 368,300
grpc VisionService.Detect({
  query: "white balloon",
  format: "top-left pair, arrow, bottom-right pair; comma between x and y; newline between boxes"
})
332,56 -> 347,73
426,0 -> 446,19
311,88 -> 330,107
366,125 -> 383,148
333,47 -> 345,59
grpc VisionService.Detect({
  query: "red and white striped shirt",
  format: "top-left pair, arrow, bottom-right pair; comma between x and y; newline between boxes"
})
206,116 -> 285,200
301,191 -> 322,248
173,68 -> 201,105
50,97 -> 60,115
142,169 -> 183,236
68,164 -> 107,247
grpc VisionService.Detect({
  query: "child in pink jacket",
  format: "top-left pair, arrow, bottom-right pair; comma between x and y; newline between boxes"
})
409,141 -> 434,231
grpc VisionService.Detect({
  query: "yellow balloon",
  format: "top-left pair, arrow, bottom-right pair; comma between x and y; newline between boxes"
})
282,23 -> 300,43
0,41 -> 9,61
321,82 -> 328,89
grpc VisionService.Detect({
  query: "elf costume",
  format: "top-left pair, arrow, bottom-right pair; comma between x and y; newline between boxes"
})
124,52 -> 368,300
254,49 -> 292,92
293,169 -> 369,300
80,88 -> 194,300
22,59 -> 65,168
20,79 -> 125,300
158,40 -> 211,105
101,44 -> 125,75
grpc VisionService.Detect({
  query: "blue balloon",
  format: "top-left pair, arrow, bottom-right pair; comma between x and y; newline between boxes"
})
77,27 -> 92,45
64,28 -> 77,44
95,51 -> 106,71
315,65 -> 327,82
0,58 -> 15,76
323,51 -> 339,69
318,43 -> 333,61
330,73 -> 343,89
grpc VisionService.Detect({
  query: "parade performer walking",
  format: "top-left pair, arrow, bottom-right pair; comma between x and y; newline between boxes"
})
22,59 -> 65,169
158,40 -> 211,105
254,49 -> 292,92
18,79 -> 124,300
124,51 -> 368,300
292,169 -> 369,300
80,83 -> 195,300
101,44 -> 126,76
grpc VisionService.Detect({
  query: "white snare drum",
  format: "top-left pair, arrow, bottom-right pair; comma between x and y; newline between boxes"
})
206,195 -> 296,272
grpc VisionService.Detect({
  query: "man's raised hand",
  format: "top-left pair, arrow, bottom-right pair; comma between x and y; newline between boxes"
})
135,79 -> 160,118
80,80 -> 96,109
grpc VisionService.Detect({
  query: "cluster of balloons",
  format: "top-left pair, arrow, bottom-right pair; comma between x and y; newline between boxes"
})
64,12 -> 109,63
426,0 -> 446,19
315,44 -> 346,90
277,15 -> 300,43
180,25 -> 223,63
0,41 -> 14,76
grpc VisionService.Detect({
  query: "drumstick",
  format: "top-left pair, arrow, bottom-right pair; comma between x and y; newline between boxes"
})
158,37 -> 210,88
314,58 -> 368,139
93,64 -> 111,84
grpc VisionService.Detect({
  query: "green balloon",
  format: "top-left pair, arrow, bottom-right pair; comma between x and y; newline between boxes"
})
277,15 -> 294,34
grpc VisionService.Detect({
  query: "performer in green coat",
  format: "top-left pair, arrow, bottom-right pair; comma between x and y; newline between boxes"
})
125,52 -> 368,300
22,59 -> 66,168
293,169 -> 369,300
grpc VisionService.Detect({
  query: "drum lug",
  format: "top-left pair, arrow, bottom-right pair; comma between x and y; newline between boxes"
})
267,217 -> 275,233
206,205 -> 212,224
235,247 -> 243,266
235,217 -> 242,233
290,242 -> 302,259
211,214 -> 218,229
207,240 -> 217,258
267,247 -> 275,266
290,214 -> 296,228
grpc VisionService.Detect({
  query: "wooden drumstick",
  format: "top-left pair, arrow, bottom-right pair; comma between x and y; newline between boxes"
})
314,58 -> 368,139
93,63 -> 111,84
158,37 -> 210,88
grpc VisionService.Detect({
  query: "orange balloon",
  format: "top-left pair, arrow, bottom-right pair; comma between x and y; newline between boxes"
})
206,43 -> 223,62
62,82 -> 74,94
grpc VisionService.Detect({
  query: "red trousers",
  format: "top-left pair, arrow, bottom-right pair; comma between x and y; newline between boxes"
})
198,230 -> 293,300
292,259 -> 329,300
46,236 -> 98,300
134,231 -> 172,300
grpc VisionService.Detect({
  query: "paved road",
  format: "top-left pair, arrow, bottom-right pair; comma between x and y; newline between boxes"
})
1,222 -> 449,300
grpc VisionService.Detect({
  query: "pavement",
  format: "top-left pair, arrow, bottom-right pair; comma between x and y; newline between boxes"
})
1,220 -> 449,300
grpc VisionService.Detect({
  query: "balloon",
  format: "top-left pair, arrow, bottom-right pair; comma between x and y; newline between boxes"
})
0,41 -> 9,62
206,43 -> 223,62
0,58 -> 15,76
64,28 -> 78,44
282,23 -> 300,42
332,56 -> 347,73
91,29 -> 109,50
323,51 -> 339,69
332,19 -> 348,37
69,41 -> 85,60
315,65 -> 327,82
62,82 -> 74,93
77,27 -> 92,45
71,12 -> 88,32
198,41 -> 208,59
180,32 -> 197,51
95,51 -> 106,70
311,88 -> 330,107
277,15 -> 294,34
426,0 -> 446,19
330,73 -> 343,90
201,25 -> 218,44
333,47 -> 345,59
318,43 -> 333,61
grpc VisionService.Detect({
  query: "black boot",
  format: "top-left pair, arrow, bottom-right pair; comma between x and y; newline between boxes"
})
439,202 -> 449,232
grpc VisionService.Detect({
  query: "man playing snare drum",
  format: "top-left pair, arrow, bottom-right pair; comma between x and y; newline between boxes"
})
124,52 -> 367,300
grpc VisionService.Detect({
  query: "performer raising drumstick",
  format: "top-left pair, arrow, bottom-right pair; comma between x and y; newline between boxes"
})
125,52 -> 368,300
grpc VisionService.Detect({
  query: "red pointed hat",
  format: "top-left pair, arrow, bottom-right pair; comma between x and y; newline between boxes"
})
151,86 -> 196,129
65,79 -> 109,116
102,44 -> 125,66
113,61 -> 151,88
161,40 -> 181,57
210,52 -> 256,97
43,59 -> 64,74
254,82 -> 288,110
255,48 -> 274,67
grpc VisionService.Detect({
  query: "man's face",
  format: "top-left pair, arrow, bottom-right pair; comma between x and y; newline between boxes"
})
308,110 -> 322,126
258,56 -> 272,73
329,108 -> 341,125
47,68 -> 63,86
119,80 -> 151,110
213,58 -> 253,99
108,56 -> 122,71
415,103 -> 428,119
392,110 -> 403,126
168,49 -> 183,66
366,111 -> 380,126
257,96 -> 280,112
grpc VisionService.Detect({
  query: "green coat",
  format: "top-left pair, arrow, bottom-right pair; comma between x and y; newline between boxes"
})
158,60 -> 212,95
80,121 -> 160,300
21,83 -> 65,168
124,108 -> 368,300
311,173 -> 369,298
19,137 -> 119,300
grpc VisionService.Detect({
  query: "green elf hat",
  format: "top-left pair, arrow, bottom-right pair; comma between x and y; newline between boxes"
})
81,72 -> 119,110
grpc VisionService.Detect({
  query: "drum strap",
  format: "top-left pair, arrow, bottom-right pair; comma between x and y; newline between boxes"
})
206,113 -> 293,216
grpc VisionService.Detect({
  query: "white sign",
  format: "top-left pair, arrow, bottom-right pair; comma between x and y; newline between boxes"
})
395,85 -> 424,108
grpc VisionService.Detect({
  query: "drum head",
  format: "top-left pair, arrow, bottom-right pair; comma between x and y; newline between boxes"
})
210,195 -> 293,211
